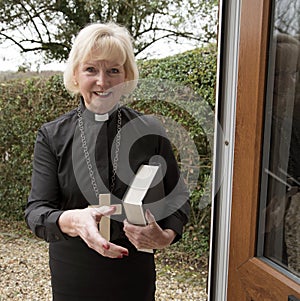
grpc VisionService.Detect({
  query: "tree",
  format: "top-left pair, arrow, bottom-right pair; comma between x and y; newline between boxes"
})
0,0 -> 218,63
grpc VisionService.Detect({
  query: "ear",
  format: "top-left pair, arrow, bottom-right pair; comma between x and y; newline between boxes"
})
73,72 -> 78,86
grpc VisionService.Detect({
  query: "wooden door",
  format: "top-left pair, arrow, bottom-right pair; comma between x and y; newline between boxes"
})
227,0 -> 300,300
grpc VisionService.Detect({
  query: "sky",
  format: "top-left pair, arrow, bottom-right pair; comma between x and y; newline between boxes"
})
0,0 -> 218,72
0,42 -> 63,72
0,38 -> 197,72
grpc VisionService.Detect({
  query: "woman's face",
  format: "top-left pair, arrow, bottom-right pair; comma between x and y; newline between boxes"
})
74,59 -> 126,114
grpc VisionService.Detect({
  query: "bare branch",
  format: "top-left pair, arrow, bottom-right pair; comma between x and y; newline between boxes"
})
0,0 -> 218,63
18,1 -> 44,42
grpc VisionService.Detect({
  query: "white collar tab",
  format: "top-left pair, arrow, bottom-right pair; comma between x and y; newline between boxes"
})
94,113 -> 109,122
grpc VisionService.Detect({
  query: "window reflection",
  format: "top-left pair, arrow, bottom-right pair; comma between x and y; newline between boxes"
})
258,0 -> 300,279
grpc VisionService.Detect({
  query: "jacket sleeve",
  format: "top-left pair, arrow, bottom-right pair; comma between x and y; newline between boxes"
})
25,126 -> 67,242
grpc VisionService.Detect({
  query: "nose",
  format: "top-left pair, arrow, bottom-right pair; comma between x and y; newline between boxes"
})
96,70 -> 110,89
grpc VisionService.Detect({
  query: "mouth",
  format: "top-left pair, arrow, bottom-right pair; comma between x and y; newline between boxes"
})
94,91 -> 112,98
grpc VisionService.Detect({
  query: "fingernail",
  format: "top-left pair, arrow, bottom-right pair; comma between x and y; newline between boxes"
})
121,251 -> 129,256
103,244 -> 109,250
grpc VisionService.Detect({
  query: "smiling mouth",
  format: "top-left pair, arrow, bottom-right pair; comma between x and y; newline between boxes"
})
94,91 -> 112,97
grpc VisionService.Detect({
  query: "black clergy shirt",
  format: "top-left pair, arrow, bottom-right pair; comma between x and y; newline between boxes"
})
25,101 -> 190,244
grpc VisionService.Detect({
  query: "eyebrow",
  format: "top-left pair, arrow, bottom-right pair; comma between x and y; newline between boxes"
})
83,61 -> 123,67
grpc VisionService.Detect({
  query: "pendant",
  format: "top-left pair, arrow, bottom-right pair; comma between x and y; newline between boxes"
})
89,194 -> 122,241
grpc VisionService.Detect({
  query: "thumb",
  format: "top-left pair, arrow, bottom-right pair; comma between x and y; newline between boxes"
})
94,205 -> 116,217
93,206 -> 116,224
145,209 -> 156,225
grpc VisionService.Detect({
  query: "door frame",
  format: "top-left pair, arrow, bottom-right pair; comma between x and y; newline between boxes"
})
228,0 -> 300,299
209,0 -> 300,300
208,0 -> 242,299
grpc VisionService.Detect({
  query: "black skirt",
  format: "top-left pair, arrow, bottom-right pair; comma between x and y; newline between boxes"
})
49,237 -> 156,301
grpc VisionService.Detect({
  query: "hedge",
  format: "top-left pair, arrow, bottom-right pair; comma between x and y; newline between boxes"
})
0,76 -> 77,220
0,44 -> 217,246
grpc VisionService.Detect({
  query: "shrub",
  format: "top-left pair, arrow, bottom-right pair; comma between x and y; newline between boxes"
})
0,75 -> 76,220
138,45 -> 217,109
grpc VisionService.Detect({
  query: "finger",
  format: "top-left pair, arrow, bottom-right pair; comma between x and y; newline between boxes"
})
107,242 -> 129,255
102,243 -> 129,259
124,231 -> 153,250
95,229 -> 127,255
123,223 -> 150,247
145,209 -> 156,224
85,234 -> 129,259
93,205 -> 117,217
92,206 -> 116,224
123,220 -> 142,235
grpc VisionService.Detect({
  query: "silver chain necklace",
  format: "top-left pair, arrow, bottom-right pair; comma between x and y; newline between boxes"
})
77,106 -> 122,197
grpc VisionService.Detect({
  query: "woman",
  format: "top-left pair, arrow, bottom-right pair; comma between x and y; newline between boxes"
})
25,22 -> 190,301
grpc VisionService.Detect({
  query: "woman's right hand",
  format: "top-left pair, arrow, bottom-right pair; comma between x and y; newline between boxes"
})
58,206 -> 129,259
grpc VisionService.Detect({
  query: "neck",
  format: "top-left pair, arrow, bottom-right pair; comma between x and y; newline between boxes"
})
85,101 -> 119,115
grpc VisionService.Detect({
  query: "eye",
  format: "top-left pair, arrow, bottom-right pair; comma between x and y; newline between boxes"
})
107,68 -> 120,74
85,66 -> 96,73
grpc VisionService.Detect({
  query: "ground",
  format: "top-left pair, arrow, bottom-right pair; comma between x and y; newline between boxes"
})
0,220 -> 208,301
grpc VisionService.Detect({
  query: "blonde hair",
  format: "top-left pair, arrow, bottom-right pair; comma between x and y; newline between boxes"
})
64,22 -> 139,94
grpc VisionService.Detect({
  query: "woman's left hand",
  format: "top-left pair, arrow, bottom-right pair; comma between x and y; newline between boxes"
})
123,209 -> 176,250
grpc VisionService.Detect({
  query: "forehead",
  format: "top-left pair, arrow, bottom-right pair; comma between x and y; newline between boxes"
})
82,60 -> 125,69
81,40 -> 126,67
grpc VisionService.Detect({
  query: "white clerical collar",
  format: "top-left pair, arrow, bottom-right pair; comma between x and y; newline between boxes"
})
94,113 -> 109,122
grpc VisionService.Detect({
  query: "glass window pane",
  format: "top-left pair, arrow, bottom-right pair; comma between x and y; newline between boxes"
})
258,0 -> 300,279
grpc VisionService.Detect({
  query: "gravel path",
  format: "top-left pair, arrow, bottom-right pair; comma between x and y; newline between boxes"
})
0,231 -> 207,301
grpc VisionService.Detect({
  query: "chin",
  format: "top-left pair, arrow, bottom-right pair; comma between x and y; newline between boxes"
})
91,100 -> 118,113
